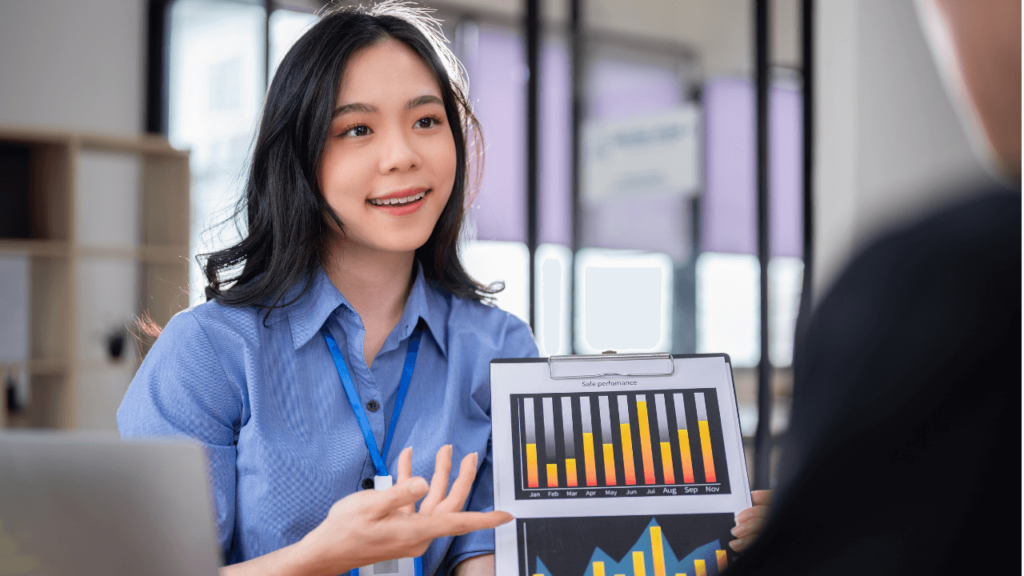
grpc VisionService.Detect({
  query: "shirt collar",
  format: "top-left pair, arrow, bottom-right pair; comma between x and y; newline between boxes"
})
287,262 -> 448,357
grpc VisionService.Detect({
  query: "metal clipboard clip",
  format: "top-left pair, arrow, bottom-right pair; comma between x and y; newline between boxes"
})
547,353 -> 675,380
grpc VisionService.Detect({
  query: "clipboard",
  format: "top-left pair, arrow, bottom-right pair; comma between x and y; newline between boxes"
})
490,353 -> 751,576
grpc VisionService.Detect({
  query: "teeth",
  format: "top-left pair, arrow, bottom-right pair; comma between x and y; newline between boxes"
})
370,191 -> 426,206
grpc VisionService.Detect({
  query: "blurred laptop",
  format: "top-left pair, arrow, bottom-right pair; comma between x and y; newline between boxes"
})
0,432 -> 221,575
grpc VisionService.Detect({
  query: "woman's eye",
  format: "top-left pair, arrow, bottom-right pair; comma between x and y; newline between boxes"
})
415,116 -> 441,129
341,125 -> 371,138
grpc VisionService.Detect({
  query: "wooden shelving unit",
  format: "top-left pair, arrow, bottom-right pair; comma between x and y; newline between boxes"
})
0,127 -> 190,429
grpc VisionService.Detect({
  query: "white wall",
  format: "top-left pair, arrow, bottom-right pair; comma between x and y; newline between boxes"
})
813,0 -> 992,296
0,0 -> 146,135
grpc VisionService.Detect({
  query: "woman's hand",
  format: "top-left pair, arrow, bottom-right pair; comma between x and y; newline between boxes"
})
297,445 -> 512,575
221,445 -> 511,576
729,489 -> 772,553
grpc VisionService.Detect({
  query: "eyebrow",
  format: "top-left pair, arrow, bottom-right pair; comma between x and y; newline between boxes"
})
332,95 -> 444,118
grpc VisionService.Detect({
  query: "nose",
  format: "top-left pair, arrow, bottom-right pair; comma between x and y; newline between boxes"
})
378,126 -> 422,174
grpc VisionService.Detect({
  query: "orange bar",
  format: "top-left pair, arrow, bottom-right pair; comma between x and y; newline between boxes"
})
694,559 -> 706,576
602,443 -> 617,485
547,463 -> 558,487
650,526 -> 666,576
632,551 -> 646,576
527,443 -> 539,488
566,458 -> 578,487
659,442 -> 675,484
716,550 -> 727,573
677,430 -> 695,483
698,421 -> 716,483
636,401 -> 656,484
583,433 -> 597,486
620,423 -> 636,485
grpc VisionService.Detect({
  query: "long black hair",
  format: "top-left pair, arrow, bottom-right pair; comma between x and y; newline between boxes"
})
202,1 -> 495,315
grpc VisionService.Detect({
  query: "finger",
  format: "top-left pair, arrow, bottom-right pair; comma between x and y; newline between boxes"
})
435,452 -> 478,514
730,518 -> 764,539
396,447 -> 415,514
422,510 -> 514,539
734,505 -> 769,524
728,536 -> 752,553
420,444 -> 453,515
751,489 -> 773,506
373,476 -> 429,517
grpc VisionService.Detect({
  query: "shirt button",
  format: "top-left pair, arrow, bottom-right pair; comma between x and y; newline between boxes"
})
362,478 -> 375,490
366,400 -> 380,412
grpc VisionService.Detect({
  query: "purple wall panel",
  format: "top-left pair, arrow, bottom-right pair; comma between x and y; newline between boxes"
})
581,195 -> 691,262
770,85 -> 803,258
702,78 -> 802,258
539,40 -> 572,247
586,56 -> 682,120
702,78 -> 757,255
470,26 -> 525,242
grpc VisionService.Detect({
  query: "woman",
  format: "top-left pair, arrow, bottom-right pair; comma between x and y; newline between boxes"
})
118,3 -> 528,574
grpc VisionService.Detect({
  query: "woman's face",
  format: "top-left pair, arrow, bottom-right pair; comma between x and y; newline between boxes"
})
320,38 -> 457,256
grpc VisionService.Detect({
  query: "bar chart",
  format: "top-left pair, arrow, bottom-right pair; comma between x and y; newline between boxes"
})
511,390 -> 729,500
517,514 -> 735,576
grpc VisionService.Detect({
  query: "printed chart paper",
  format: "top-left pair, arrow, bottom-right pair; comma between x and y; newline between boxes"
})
491,355 -> 750,576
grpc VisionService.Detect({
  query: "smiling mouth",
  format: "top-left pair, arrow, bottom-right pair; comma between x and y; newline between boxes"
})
368,189 -> 429,206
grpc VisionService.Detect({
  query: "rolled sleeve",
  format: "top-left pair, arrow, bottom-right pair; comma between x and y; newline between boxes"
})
117,310 -> 246,556
444,314 -> 537,574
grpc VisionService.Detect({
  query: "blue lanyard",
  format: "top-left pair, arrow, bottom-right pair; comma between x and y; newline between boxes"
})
322,326 -> 422,478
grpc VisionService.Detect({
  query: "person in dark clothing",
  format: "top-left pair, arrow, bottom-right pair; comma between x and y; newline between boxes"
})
726,0 -> 1021,573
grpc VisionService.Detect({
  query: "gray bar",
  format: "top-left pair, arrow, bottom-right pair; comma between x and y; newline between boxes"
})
654,394 -> 670,441
580,396 -> 593,434
560,397 -> 575,456
695,393 -> 709,422
524,398 -> 537,444
542,397 -> 557,460
617,395 -> 631,426
598,396 -> 613,440
673,393 -> 688,431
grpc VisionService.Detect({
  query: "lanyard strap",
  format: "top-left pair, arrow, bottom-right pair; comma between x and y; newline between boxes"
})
323,326 -> 422,477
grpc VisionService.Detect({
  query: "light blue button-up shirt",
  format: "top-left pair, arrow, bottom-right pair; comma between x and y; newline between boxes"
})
117,264 -> 537,573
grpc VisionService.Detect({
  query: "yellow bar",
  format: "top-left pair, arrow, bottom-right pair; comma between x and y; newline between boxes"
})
620,423 -> 637,485
603,443 -> 617,485
546,463 -> 558,487
694,559 -> 706,576
632,551 -> 646,576
677,430 -> 694,483
698,421 -> 716,483
716,550 -> 727,572
592,561 -> 606,576
636,401 -> 656,484
675,574 -> 687,576
659,441 -> 675,484
566,458 -> 578,487
583,433 -> 598,486
650,526 -> 666,576
527,443 -> 539,487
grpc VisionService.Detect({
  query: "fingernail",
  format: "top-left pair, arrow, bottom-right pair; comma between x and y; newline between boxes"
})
728,539 -> 742,552
730,525 -> 745,538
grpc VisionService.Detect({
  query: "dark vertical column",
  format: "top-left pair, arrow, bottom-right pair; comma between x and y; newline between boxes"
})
145,0 -> 172,134
568,0 -> 583,352
797,0 -> 815,340
754,0 -> 773,490
525,0 -> 540,330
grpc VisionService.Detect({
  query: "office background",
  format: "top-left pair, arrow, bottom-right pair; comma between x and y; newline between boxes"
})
0,0 -> 990,487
